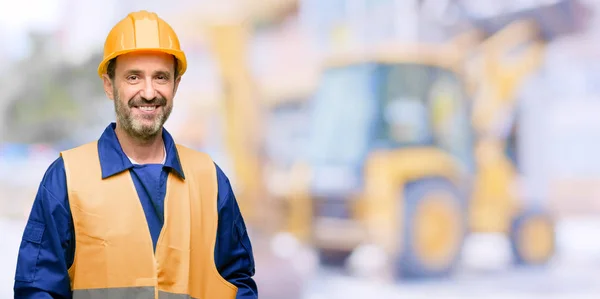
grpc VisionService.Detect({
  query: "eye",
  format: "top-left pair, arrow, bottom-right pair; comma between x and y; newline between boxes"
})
155,75 -> 170,84
156,75 -> 169,81
127,75 -> 139,81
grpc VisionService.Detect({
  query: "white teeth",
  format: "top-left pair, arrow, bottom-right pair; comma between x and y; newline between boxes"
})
139,106 -> 156,111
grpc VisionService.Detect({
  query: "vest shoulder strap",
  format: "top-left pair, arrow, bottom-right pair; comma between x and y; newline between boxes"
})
174,144 -> 217,180
60,141 -> 101,190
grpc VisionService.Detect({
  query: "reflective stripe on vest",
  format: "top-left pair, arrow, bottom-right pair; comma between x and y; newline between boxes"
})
61,141 -> 237,299
73,287 -> 153,299
72,288 -> 200,299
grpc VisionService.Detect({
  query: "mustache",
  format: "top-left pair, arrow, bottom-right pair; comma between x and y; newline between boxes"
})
128,96 -> 167,107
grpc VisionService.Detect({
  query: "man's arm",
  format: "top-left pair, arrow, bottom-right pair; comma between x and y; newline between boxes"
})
214,164 -> 258,299
14,157 -> 74,299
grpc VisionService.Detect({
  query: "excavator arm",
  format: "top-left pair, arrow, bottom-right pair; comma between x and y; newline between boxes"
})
198,1 -> 300,230
205,23 -> 264,225
462,0 -> 588,138
462,0 -> 589,234
470,19 -> 547,137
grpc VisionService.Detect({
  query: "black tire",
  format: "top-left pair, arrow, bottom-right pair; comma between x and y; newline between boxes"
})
509,208 -> 555,266
396,178 -> 467,279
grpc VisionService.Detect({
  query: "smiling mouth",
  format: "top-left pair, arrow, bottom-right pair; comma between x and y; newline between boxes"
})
135,106 -> 160,112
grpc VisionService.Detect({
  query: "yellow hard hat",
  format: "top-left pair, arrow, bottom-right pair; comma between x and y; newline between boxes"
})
97,10 -> 187,78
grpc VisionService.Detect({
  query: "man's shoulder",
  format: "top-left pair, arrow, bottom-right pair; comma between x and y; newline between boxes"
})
46,156 -> 66,173
40,155 -> 67,191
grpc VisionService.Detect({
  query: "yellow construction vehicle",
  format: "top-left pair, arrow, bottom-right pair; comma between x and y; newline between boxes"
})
283,0 -> 586,279
292,40 -> 479,279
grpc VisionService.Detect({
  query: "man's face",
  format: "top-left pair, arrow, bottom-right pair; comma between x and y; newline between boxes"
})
103,52 -> 180,140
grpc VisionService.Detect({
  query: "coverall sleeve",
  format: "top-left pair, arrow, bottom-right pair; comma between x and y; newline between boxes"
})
214,164 -> 258,299
14,157 -> 74,299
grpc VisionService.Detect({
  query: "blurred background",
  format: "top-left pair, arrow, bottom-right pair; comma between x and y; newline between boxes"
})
2,0 -> 600,298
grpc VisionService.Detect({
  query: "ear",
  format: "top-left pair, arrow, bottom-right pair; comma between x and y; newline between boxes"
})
102,74 -> 115,101
173,76 -> 182,95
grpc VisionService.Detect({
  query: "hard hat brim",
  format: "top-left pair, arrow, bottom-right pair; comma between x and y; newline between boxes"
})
97,48 -> 187,78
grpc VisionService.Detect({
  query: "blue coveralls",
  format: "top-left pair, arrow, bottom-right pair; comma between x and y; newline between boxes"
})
14,123 -> 258,299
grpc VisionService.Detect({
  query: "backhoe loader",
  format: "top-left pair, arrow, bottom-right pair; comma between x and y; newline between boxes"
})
283,0 -> 585,279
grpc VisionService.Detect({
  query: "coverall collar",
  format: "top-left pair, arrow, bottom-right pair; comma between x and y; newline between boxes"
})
98,122 -> 185,180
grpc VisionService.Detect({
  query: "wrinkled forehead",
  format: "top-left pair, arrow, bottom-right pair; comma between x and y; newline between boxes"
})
115,51 -> 176,74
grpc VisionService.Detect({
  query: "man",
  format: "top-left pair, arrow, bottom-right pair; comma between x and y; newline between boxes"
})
14,10 -> 258,299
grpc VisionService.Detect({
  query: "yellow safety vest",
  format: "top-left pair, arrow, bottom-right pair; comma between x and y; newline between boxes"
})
60,141 -> 238,299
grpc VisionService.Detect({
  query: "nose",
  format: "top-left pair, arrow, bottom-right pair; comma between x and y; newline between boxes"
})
139,78 -> 157,100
